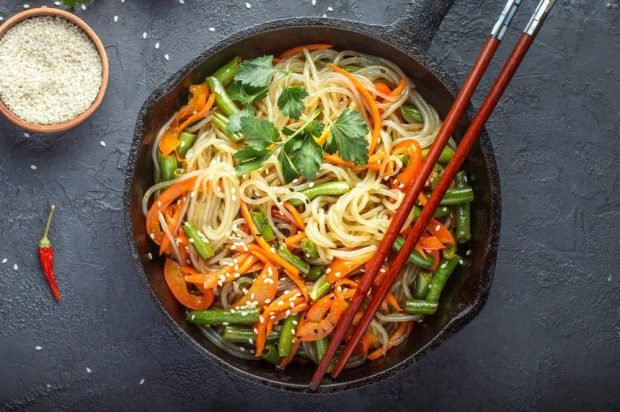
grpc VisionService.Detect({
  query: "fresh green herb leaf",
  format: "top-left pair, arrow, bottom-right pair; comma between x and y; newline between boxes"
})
234,56 -> 275,88
277,86 -> 308,119
226,108 -> 253,134
282,127 -> 295,136
304,119 -> 325,137
291,135 -> 323,180
323,133 -> 337,154
234,147 -> 272,175
278,150 -> 299,183
228,81 -> 268,107
329,109 -> 369,165
240,116 -> 279,151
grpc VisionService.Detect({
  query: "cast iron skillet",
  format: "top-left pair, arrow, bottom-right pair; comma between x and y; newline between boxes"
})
124,0 -> 501,393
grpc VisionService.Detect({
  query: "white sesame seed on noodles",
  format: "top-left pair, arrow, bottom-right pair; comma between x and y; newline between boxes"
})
0,16 -> 102,125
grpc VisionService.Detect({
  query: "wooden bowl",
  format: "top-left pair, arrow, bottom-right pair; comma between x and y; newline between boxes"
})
0,7 -> 109,133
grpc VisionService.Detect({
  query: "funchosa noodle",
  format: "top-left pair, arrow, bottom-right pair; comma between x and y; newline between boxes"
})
142,45 -> 473,370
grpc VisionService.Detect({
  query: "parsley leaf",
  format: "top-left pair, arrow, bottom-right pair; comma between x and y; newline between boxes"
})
329,109 -> 369,165
278,150 -> 299,183
277,87 -> 308,119
240,116 -> 279,151
228,81 -> 268,107
305,119 -> 325,137
291,135 -> 323,180
234,56 -> 275,88
234,147 -> 272,175
226,108 -> 253,134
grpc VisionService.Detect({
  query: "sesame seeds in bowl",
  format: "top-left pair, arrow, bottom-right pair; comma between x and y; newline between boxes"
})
0,8 -> 109,133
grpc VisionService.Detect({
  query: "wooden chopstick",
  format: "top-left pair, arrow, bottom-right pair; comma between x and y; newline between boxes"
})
310,0 -> 557,390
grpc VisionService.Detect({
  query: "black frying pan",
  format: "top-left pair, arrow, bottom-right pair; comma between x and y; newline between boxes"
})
123,0 -> 501,393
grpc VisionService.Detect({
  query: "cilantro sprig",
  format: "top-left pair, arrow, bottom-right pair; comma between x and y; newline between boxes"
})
277,87 -> 309,120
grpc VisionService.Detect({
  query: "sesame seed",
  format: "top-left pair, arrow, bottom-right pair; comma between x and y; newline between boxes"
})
327,6 -> 334,11
308,182 -> 315,188
30,165 -> 37,170
208,27 -> 215,32
466,249 -> 472,256
113,16 -> 118,23
1,258 -> 7,264
81,4 -> 86,10
139,378 -> 145,385
179,0 -> 185,3
23,4 -> 30,9
248,338 -> 253,344
13,264 -> 18,271
86,367 -> 91,373
164,54 -> 169,61
155,42 -> 160,49
142,32 -> 147,39
239,347 -> 245,352
222,322 -> 229,326
24,132 -> 30,137
459,259 -> 464,265
35,346 -> 42,351
435,225 -> 440,231
245,2 -> 251,8
54,1 -> 61,5
322,13 -> 327,17
311,0 -> 316,5
100,140 -> 106,147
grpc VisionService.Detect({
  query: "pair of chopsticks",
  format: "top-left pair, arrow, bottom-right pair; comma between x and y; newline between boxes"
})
310,0 -> 557,390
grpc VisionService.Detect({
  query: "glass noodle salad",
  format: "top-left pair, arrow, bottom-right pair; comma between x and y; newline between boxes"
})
143,44 -> 473,369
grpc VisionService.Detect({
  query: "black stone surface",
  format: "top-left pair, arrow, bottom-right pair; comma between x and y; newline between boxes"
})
0,0 -> 618,410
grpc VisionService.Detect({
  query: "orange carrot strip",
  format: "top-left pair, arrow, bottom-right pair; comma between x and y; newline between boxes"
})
279,43 -> 333,59
323,152 -> 385,171
326,254 -> 373,284
374,82 -> 392,97
329,64 -> 381,155
418,235 -> 445,250
296,294 -> 346,342
184,254 -> 257,288
390,78 -> 407,97
178,93 -> 215,132
367,321 -> 412,360
159,198 -> 187,255
283,202 -> 305,230
385,292 -> 402,312
240,202 -> 308,298
284,232 -> 307,248
234,263 -> 278,308
392,139 -> 422,190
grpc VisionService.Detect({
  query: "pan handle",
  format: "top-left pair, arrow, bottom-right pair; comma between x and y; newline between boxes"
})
386,0 -> 456,51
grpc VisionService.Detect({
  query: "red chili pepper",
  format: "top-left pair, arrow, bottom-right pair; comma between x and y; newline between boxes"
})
39,205 -> 60,301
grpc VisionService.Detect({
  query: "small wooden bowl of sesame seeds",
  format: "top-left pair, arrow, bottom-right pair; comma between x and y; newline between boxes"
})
0,7 -> 109,133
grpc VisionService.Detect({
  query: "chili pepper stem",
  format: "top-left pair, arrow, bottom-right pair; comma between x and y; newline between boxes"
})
39,204 -> 56,248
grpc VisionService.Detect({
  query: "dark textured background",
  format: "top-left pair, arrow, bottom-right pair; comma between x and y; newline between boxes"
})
1,0 -> 619,410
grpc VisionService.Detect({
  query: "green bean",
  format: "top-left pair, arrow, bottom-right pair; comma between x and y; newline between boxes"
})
310,275 -> 330,301
186,306 -> 259,325
422,146 -> 454,164
212,56 -> 241,87
177,131 -> 197,157
343,65 -> 361,72
442,243 -> 457,259
277,244 -> 310,274
158,152 -> 178,182
414,272 -> 432,299
305,265 -> 324,282
315,337 -> 328,363
405,299 -> 438,315
206,76 -> 239,117
440,187 -> 474,206
301,238 -> 319,260
400,104 -> 424,124
251,210 -> 275,241
425,255 -> 460,303
182,222 -> 214,259
288,181 -> 350,206
392,236 -> 435,269
173,168 -> 186,179
278,314 -> 299,357
223,326 -> 278,344
211,112 -> 243,142
261,344 -> 279,364
455,171 -> 471,243
412,205 -> 451,219
430,164 -> 443,190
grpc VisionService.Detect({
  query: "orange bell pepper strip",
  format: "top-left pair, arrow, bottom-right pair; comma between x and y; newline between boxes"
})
184,254 -> 258,288
283,202 -> 305,230
240,202 -> 309,298
163,258 -> 214,310
418,235 -> 445,250
392,139 -> 422,190
374,82 -> 392,97
306,293 -> 335,322
326,254 -> 373,284
279,43 -> 332,59
428,218 -> 455,245
296,293 -> 346,342
178,92 -> 215,134
234,263 -> 279,308
146,177 -> 197,245
329,64 -> 381,156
